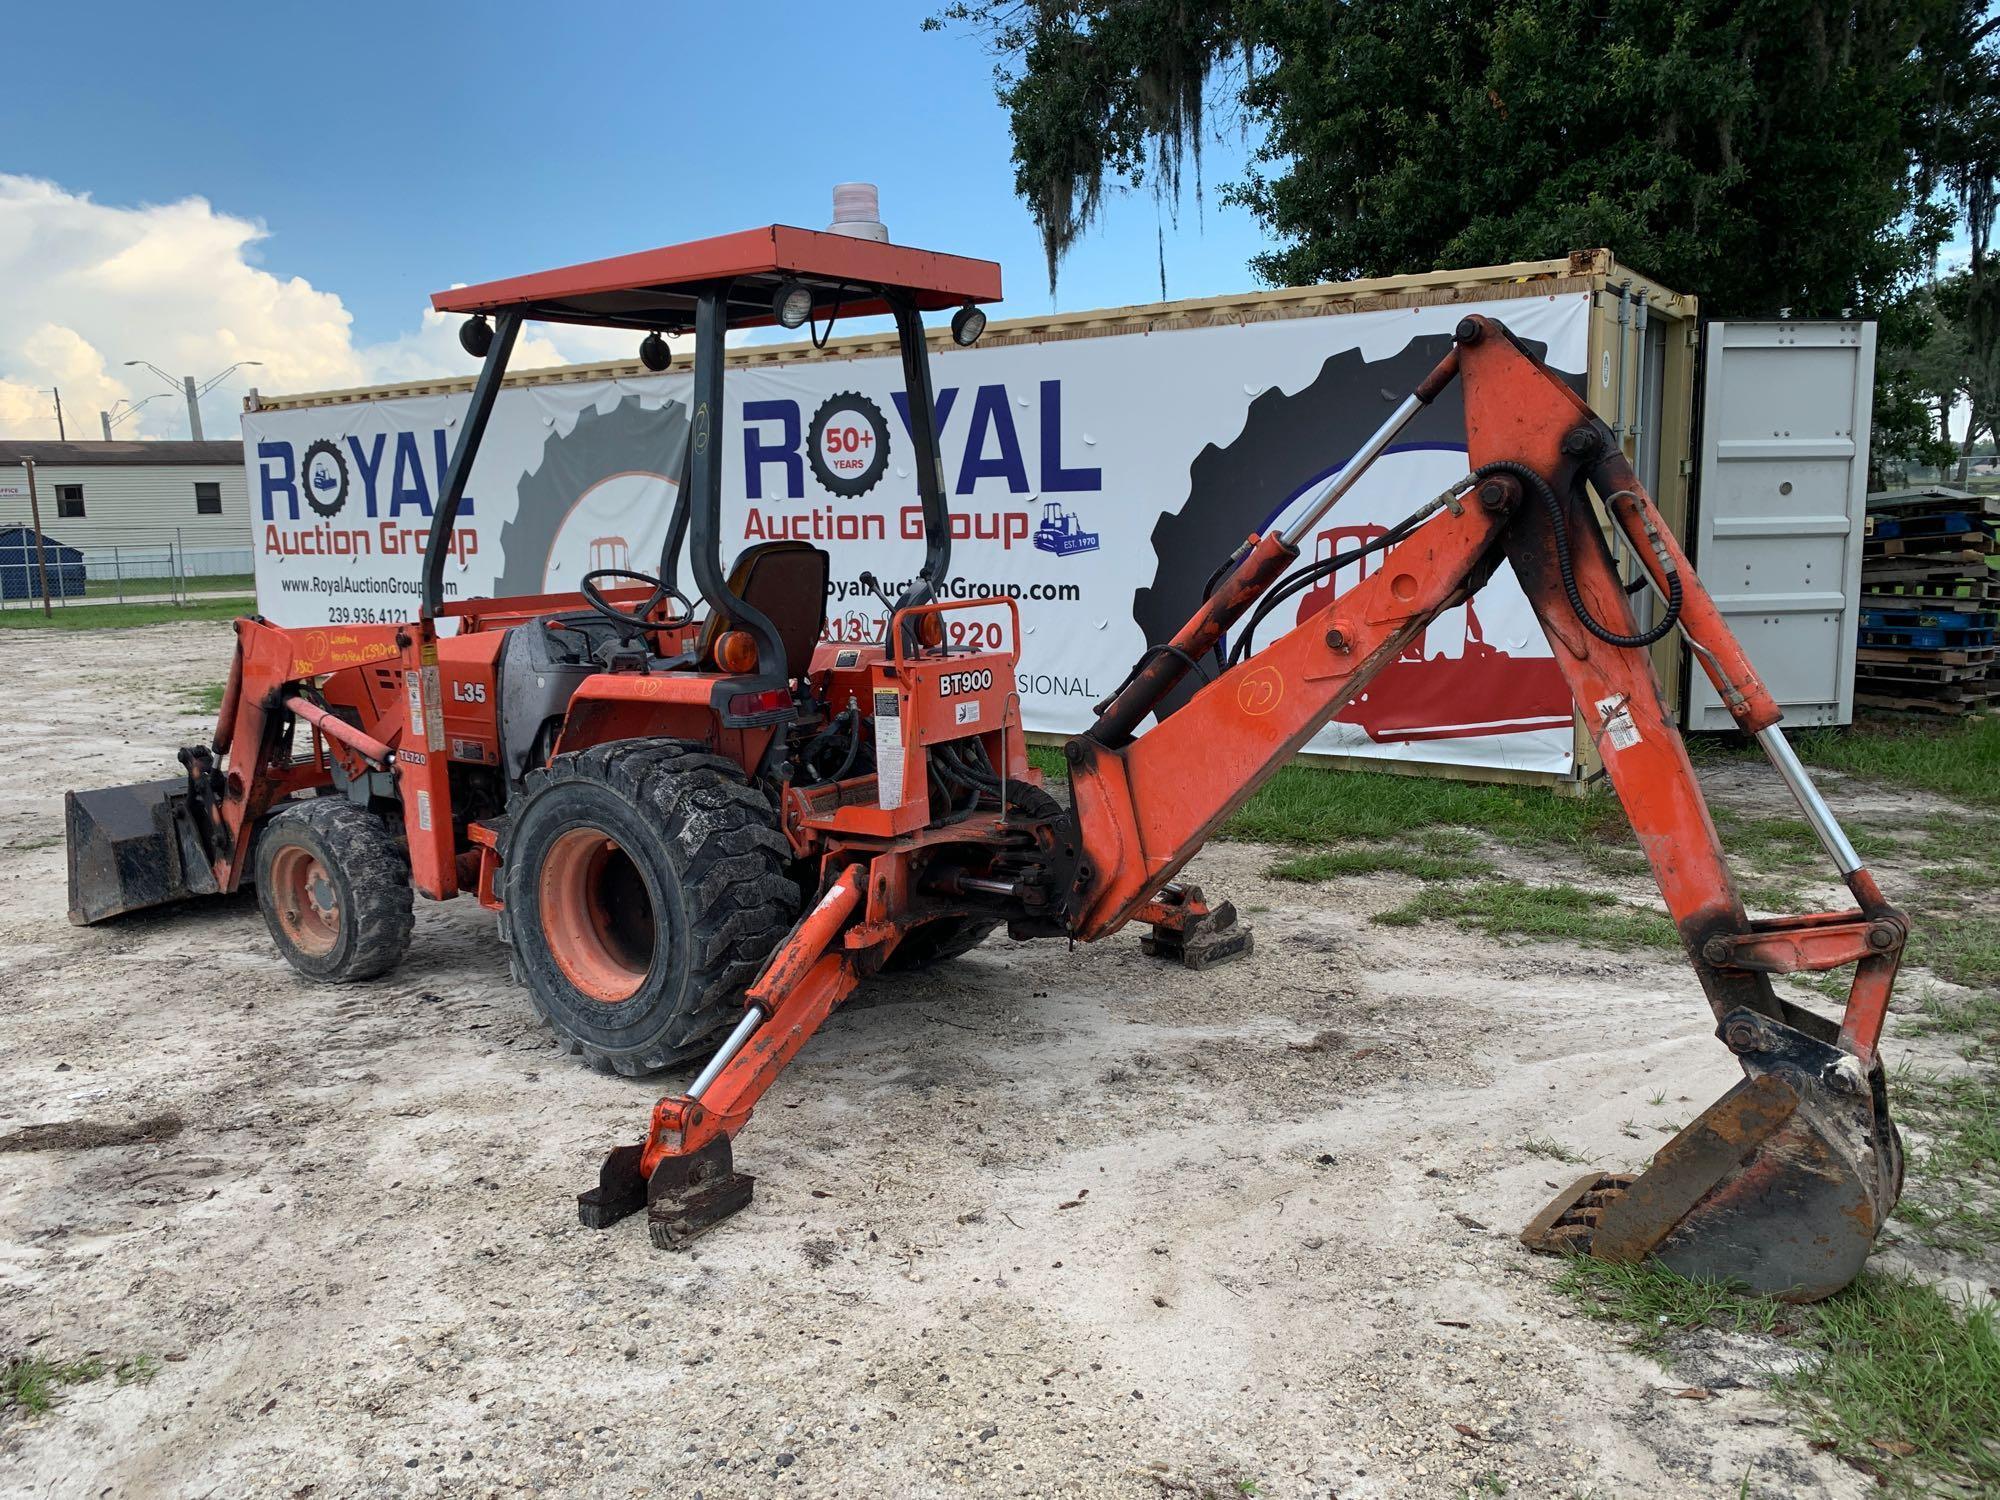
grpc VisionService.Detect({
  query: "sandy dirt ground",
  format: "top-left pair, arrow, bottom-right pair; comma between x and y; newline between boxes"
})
0,621 -> 1962,1500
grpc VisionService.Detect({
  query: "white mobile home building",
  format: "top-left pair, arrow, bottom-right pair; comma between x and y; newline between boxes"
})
0,440 -> 253,578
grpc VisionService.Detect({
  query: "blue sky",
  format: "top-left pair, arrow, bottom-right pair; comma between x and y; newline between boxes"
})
1,1 -> 1269,350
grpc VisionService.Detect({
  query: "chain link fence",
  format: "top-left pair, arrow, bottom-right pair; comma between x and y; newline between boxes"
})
0,524 -> 254,611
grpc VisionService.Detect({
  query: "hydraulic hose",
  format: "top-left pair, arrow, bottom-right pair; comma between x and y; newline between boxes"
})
1227,504 -> 1438,667
1471,460 -> 1682,648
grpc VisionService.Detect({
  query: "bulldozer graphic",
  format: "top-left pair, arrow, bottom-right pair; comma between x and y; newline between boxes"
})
1293,521 -> 1572,744
1033,500 -> 1098,556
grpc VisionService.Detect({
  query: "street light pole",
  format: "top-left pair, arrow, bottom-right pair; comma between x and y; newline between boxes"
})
100,393 -> 165,441
122,360 -> 261,441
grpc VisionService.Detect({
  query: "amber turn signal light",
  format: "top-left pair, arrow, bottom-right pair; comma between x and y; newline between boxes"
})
714,629 -> 759,674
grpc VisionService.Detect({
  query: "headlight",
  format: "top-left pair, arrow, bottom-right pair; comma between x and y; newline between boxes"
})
950,305 -> 987,347
773,281 -> 815,329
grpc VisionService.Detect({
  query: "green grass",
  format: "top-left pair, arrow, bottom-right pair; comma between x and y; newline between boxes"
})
1736,879 -> 1811,913
1707,718 -> 2000,812
1556,1260 -> 2000,1495
183,681 -> 227,716
1215,763 -> 1625,848
0,1352 -> 155,1424
1268,829 -> 1496,883
1522,1134 -> 1590,1164
1,1351 -> 155,1415
179,571 -> 254,595
0,596 -> 249,631
2,1355 -> 104,1413
1373,881 -> 1679,951
79,570 -> 254,599
1907,911 -> 2000,996
1029,744 -> 1628,849
1895,1063 -> 2000,1255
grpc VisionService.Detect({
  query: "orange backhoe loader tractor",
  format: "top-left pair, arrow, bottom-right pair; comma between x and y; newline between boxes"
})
67,222 -> 1907,1303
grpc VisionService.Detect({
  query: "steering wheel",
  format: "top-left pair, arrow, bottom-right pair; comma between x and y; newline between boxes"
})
580,568 -> 694,638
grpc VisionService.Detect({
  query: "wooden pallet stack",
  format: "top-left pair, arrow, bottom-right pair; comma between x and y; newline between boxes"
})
1858,487 -> 2000,716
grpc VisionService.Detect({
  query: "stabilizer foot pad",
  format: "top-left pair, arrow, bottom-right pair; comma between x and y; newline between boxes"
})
1141,897 -> 1253,971
645,1136 -> 755,1251
578,1144 -> 650,1230
647,1171 -> 755,1250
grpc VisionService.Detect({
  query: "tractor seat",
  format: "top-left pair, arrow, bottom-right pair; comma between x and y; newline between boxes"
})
694,541 -> 829,680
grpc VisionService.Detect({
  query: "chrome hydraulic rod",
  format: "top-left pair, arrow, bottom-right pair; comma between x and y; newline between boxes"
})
687,1006 -> 765,1101
1279,393 -> 1424,546
1756,725 -> 1862,875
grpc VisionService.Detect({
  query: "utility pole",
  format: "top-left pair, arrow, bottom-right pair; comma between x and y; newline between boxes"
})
100,410 -> 112,441
51,387 -> 65,441
24,459 -> 52,617
181,375 -> 203,441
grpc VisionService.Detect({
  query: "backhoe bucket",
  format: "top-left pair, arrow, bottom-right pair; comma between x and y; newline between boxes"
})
65,778 -> 221,925
1522,1007 -> 1902,1303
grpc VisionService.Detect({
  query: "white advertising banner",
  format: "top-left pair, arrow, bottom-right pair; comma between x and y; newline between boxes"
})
243,292 -> 1589,775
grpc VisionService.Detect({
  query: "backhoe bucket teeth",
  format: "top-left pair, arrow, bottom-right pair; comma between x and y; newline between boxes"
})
65,779 -> 220,926
1522,1009 -> 1902,1302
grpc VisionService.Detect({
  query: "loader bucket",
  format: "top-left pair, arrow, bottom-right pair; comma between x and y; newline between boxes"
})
1522,1006 -> 1902,1303
65,777 -> 221,926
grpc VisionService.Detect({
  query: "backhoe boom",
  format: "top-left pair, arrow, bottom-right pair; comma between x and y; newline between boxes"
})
1055,315 -> 1905,1299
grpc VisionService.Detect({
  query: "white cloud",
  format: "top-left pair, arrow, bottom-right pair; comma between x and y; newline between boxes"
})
0,174 -> 670,442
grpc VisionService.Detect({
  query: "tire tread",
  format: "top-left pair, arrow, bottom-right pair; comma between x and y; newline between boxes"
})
501,737 -> 800,1075
257,797 -> 414,983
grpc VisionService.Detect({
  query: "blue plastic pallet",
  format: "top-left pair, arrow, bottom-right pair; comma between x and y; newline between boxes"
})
1861,623 -> 1996,650
1870,511 -> 1987,539
1861,607 -> 1997,631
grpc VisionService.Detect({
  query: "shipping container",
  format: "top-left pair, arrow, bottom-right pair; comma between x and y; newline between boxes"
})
244,249 -> 1873,786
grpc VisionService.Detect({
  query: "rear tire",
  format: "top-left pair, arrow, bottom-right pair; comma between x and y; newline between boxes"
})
255,798 -> 414,983
500,739 -> 800,1077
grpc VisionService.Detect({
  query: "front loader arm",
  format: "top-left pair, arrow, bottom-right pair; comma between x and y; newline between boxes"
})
1061,315 -> 1906,1300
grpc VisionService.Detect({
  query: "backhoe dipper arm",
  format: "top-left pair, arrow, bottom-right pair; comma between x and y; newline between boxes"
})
1061,315 -> 1907,1300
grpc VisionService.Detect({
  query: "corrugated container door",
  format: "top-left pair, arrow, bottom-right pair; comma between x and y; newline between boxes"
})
1686,320 -> 1876,729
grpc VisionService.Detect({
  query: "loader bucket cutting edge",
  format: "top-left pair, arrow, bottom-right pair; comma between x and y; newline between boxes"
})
1521,1010 -> 1902,1303
65,778 -> 221,926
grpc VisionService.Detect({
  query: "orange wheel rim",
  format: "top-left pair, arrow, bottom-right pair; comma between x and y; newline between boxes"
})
271,844 -> 340,957
538,828 -> 656,1003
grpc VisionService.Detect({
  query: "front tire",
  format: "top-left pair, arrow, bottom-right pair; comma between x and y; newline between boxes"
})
255,798 -> 414,983
500,739 -> 800,1077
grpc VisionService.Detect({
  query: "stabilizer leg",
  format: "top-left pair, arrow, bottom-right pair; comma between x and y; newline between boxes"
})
579,866 -> 867,1247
